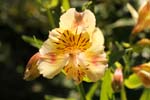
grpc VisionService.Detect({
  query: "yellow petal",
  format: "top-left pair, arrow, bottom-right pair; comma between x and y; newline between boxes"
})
86,28 -> 104,54
38,53 -> 69,79
137,38 -> 150,46
59,8 -> 95,34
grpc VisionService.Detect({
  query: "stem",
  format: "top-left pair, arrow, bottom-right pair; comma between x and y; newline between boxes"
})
120,86 -> 127,100
61,0 -> 70,11
86,82 -> 98,100
47,9 -> 55,28
77,83 -> 86,100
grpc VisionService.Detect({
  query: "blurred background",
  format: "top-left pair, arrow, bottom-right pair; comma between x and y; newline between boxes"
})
0,0 -> 149,100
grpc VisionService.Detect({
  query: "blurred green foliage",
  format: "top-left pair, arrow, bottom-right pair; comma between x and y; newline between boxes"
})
0,0 -> 150,100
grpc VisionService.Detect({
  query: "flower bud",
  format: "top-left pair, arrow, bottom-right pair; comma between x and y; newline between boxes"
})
112,68 -> 123,92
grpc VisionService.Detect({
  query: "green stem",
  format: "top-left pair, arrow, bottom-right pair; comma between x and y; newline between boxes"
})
77,83 -> 86,100
47,9 -> 55,28
121,86 -> 127,100
61,0 -> 70,11
86,82 -> 98,100
140,88 -> 150,100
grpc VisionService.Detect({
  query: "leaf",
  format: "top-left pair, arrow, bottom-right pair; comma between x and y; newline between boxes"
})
126,3 -> 138,22
140,88 -> 150,100
100,69 -> 114,100
108,18 -> 135,28
125,73 -> 142,89
83,76 -> 92,82
22,35 -> 43,49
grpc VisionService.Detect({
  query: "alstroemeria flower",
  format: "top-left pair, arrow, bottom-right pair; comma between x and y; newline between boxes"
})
132,0 -> 150,34
24,8 -> 107,83
133,62 -> 150,88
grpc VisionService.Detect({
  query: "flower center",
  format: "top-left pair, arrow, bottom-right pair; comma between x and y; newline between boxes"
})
52,30 -> 91,83
53,30 -> 91,54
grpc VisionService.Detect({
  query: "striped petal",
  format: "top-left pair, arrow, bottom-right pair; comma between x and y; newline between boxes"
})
79,52 -> 108,82
86,28 -> 104,54
38,53 -> 69,79
132,1 -> 150,34
133,62 -> 150,88
59,8 -> 96,34
39,28 -> 63,55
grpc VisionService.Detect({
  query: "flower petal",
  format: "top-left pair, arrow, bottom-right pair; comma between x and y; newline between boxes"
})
132,62 -> 150,88
86,28 -> 104,54
86,54 -> 107,81
38,53 -> 69,79
86,64 -> 107,82
59,8 -> 95,33
39,28 -> 63,55
132,1 -> 150,34
79,52 -> 107,82
39,39 -> 54,55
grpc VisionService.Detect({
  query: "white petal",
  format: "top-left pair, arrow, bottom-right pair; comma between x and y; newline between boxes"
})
59,8 -> 96,33
38,54 -> 69,79
39,39 -> 54,55
86,64 -> 107,81
39,28 -> 63,55
48,28 -> 63,42
59,8 -> 76,30
82,9 -> 96,33
86,28 -> 104,54
78,52 -> 107,82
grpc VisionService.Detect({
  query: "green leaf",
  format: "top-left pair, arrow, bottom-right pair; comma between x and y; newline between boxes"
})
100,69 -> 114,100
140,88 -> 150,100
108,18 -> 135,28
83,76 -> 92,82
125,73 -> 142,89
22,35 -> 43,49
121,86 -> 127,100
